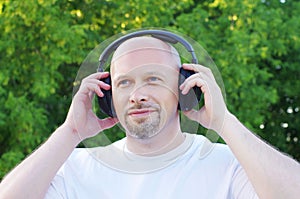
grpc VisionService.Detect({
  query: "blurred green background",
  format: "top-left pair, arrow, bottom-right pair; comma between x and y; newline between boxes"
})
0,0 -> 299,180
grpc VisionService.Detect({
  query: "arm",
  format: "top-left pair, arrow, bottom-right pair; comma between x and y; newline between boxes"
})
222,112 -> 300,199
0,125 -> 80,199
0,72 -> 118,199
180,63 -> 300,199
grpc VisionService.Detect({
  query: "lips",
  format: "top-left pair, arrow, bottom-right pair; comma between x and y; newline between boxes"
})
128,108 -> 156,117
126,102 -> 160,119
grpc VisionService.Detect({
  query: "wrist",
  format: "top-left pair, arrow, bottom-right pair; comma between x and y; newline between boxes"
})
55,123 -> 82,147
217,111 -> 235,137
218,111 -> 239,140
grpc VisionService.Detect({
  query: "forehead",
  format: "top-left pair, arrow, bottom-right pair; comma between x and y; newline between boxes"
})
112,48 -> 179,75
110,37 -> 180,76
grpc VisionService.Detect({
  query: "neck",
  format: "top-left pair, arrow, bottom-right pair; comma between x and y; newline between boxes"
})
125,123 -> 185,156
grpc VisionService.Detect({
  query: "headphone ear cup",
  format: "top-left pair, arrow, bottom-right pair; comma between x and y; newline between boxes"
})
178,68 -> 202,111
97,75 -> 116,117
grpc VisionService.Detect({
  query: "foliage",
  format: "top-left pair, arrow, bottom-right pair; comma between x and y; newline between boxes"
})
173,0 -> 300,158
0,0 -> 299,180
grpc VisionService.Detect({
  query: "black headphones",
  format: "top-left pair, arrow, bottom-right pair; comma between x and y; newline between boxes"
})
97,29 -> 202,117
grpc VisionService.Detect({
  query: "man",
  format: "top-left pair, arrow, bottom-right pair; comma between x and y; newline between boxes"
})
0,36 -> 299,199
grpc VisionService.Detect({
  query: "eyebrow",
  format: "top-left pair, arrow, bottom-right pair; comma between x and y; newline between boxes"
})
113,71 -> 166,83
144,71 -> 165,77
113,74 -> 129,83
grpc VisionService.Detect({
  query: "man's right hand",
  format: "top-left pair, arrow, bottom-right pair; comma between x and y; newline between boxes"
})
64,72 -> 119,141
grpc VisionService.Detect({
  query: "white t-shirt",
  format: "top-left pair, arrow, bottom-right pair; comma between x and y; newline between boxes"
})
45,133 -> 258,199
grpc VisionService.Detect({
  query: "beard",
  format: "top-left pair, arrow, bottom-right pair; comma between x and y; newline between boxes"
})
125,103 -> 161,139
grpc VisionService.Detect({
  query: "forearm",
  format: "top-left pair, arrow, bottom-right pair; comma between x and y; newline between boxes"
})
0,124 -> 81,199
221,112 -> 300,199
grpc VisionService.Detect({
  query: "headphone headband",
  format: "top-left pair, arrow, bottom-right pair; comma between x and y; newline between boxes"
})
98,29 -> 198,70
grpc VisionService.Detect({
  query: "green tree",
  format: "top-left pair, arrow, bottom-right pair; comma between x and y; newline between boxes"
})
0,0 -> 88,178
0,0 -> 194,179
0,0 -> 299,180
173,0 -> 300,159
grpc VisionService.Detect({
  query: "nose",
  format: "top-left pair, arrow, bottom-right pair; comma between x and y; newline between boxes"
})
129,86 -> 149,104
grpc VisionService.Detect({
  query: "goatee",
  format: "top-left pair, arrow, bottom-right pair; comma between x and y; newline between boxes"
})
125,103 -> 161,139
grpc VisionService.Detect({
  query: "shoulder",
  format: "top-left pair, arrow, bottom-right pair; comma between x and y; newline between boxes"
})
60,147 -> 106,172
191,134 -> 237,165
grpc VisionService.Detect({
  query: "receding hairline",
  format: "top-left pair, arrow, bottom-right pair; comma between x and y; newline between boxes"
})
111,36 -> 181,67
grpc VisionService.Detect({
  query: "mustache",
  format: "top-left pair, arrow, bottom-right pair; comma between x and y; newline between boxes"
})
127,102 -> 160,111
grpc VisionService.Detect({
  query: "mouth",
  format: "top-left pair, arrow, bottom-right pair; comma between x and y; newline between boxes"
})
127,108 -> 156,118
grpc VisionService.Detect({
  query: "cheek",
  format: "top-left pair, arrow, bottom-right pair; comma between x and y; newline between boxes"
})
157,87 -> 179,113
160,82 -> 179,104
112,90 -> 129,116
165,85 -> 180,114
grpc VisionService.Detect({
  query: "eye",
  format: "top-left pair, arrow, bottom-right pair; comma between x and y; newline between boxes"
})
148,76 -> 160,82
117,79 -> 131,87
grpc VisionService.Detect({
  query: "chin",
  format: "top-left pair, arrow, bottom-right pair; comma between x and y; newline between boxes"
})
125,126 -> 162,140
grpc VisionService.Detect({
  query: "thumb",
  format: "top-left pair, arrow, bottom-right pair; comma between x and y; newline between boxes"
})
183,109 -> 199,122
183,107 -> 210,129
97,117 -> 119,131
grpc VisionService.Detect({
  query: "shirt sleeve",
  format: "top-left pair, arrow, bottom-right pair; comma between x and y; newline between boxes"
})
44,173 -> 67,199
229,159 -> 259,199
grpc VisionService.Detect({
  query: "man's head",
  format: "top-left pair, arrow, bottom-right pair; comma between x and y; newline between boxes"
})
110,36 -> 181,139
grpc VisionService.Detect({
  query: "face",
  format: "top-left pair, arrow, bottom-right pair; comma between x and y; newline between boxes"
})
111,47 -> 180,139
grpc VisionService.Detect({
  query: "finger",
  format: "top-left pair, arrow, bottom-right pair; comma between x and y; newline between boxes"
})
182,63 -> 203,72
80,79 -> 111,97
83,79 -> 111,90
182,63 -> 207,72
179,72 -> 208,94
179,74 -> 213,110
182,63 -> 215,79
83,83 -> 102,97
79,82 -> 104,98
83,72 -> 110,81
